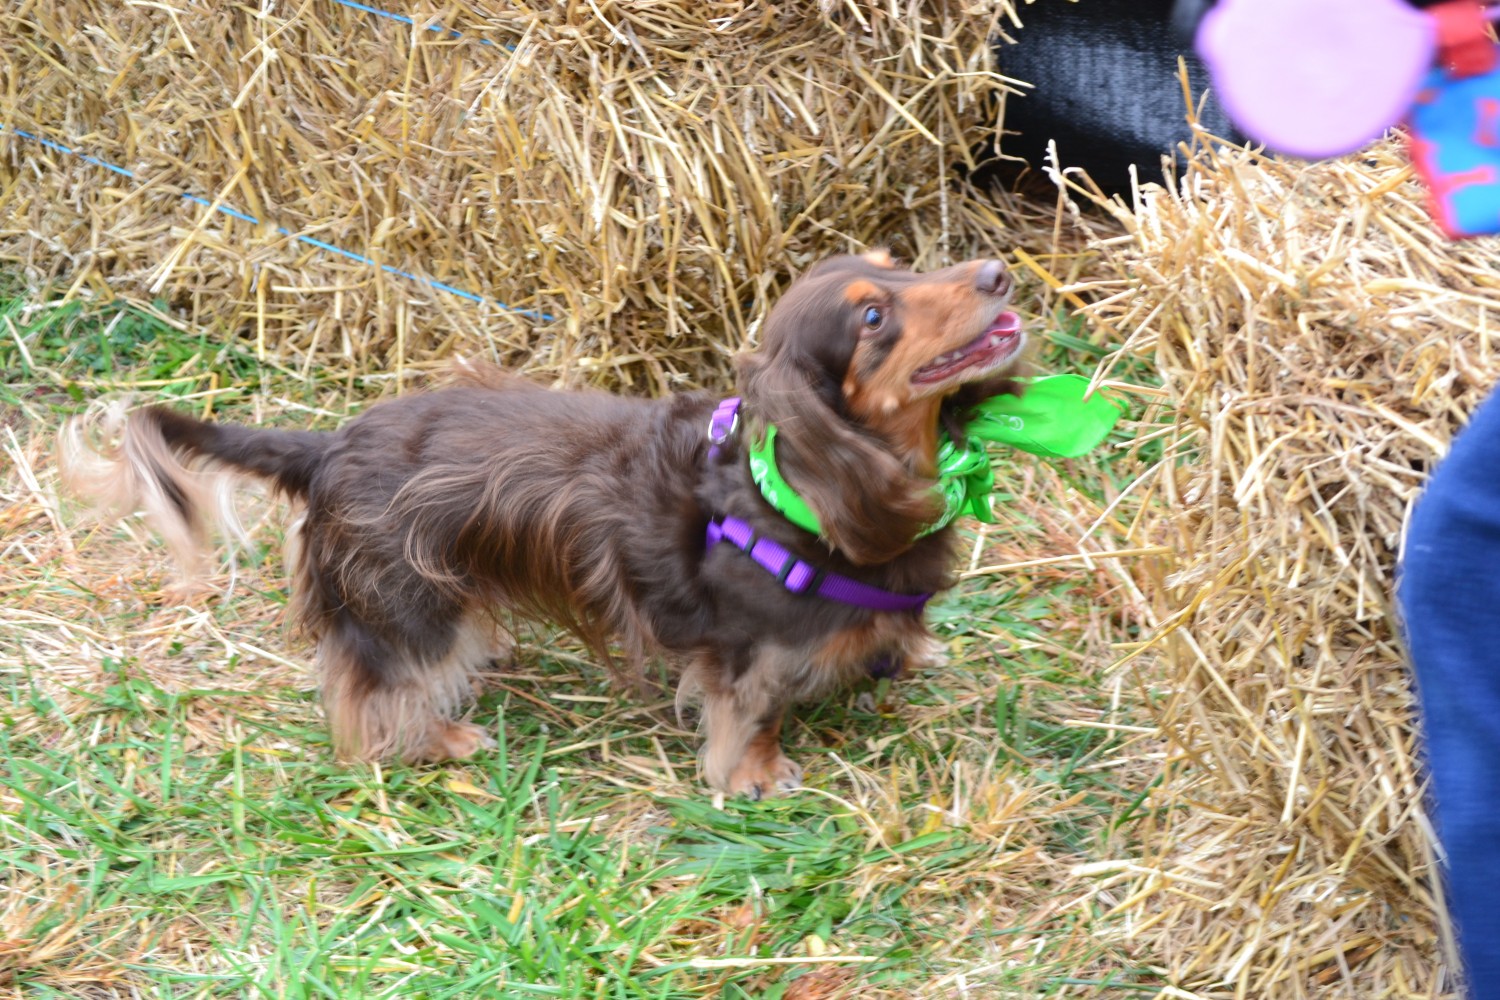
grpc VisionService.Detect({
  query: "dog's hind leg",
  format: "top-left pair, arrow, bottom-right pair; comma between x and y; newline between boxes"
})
317,612 -> 498,764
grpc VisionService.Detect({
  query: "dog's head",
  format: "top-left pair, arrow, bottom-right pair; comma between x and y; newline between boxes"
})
738,252 -> 1026,566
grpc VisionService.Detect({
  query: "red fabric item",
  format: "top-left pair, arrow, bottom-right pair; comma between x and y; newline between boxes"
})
1431,0 -> 1498,77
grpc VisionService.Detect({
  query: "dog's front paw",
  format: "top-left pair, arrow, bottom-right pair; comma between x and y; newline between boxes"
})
911,634 -> 947,671
727,753 -> 804,801
425,720 -> 497,761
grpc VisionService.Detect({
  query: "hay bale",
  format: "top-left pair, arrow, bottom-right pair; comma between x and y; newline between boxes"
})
1,0 -> 1022,389
1069,137 -> 1494,995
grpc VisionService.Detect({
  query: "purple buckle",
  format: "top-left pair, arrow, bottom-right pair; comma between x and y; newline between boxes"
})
706,397 -> 741,462
780,559 -> 817,594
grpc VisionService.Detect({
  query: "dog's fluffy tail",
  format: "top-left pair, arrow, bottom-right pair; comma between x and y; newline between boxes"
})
59,401 -> 331,582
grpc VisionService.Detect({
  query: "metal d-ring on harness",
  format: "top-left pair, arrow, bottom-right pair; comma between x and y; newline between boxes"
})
702,397 -> 932,613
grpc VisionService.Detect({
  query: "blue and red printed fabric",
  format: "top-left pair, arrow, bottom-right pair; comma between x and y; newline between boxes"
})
1408,64 -> 1500,238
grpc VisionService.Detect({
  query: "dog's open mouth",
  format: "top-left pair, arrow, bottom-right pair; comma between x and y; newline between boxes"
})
910,311 -> 1023,387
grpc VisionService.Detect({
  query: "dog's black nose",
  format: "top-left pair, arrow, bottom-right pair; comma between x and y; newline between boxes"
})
975,259 -> 1012,297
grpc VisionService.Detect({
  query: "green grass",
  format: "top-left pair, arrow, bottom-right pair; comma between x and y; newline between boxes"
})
1,290 -> 1165,997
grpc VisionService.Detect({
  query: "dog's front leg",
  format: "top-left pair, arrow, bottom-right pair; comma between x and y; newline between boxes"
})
696,653 -> 803,799
714,709 -> 803,800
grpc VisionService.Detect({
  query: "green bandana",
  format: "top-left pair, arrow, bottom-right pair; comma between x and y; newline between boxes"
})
746,423 -> 824,535
747,374 -> 1126,539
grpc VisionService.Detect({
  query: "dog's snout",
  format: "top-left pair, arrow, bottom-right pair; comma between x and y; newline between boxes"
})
974,259 -> 1011,297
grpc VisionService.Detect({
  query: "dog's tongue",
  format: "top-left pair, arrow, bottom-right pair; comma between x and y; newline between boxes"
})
986,311 -> 1021,336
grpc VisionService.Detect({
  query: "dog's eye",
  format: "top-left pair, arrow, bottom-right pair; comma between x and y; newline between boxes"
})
862,305 -> 884,330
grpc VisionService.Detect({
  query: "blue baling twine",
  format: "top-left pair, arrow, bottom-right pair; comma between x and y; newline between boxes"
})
1,125 -> 551,322
329,0 -> 511,49
2,0 -> 537,320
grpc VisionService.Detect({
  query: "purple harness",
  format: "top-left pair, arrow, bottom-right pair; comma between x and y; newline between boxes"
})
704,397 -> 932,613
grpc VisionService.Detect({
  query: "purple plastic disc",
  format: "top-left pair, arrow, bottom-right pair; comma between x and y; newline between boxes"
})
1197,0 -> 1436,159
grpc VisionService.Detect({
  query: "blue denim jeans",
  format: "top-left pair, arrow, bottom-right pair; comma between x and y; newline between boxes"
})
1400,386 -> 1500,997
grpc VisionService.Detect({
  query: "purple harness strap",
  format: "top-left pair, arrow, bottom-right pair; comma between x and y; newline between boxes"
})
706,515 -> 931,612
702,398 -> 932,613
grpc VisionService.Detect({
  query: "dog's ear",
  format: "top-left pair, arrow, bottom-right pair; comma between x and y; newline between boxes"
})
738,352 -> 941,566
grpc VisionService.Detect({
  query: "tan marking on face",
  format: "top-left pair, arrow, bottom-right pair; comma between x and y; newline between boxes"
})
862,249 -> 896,268
842,275 -> 985,472
842,280 -> 881,305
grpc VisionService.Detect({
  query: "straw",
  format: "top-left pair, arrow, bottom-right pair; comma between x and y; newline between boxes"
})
0,0 -> 1024,389
1063,130 -> 1486,997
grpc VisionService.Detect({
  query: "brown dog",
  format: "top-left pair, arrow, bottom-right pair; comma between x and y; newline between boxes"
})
61,253 -> 1025,797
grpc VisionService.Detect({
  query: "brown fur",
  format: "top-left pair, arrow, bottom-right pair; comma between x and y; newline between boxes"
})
60,255 -> 1025,797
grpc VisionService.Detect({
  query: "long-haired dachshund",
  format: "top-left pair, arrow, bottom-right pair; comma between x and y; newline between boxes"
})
61,253 -> 1025,797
